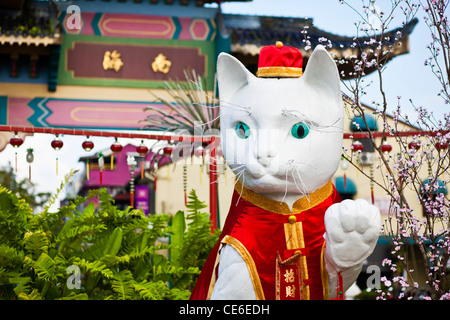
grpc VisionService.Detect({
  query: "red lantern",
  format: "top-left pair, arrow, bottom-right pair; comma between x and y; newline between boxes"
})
82,137 -> 94,152
51,135 -> 63,175
136,140 -> 148,156
136,140 -> 148,178
351,140 -> 364,152
10,132 -> 24,148
381,141 -> 392,154
10,132 -> 23,173
110,139 -> 123,153
110,138 -> 123,170
51,135 -> 63,150
408,141 -> 420,152
163,146 -> 173,156
435,141 -> 448,151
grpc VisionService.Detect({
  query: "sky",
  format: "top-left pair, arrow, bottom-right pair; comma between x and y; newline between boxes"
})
0,0 -> 447,206
218,0 -> 447,119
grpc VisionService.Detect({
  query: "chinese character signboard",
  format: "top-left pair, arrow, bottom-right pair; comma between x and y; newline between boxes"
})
59,22 -> 215,90
61,38 -> 212,89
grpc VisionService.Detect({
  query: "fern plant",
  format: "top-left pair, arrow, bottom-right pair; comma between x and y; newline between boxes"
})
0,171 -> 219,300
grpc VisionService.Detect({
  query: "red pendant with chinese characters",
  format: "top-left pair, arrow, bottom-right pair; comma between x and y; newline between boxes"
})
276,252 -> 304,300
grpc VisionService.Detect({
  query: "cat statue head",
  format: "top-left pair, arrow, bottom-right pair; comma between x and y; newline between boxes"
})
217,44 -> 344,209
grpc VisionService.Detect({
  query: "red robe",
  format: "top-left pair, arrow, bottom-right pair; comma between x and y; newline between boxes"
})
190,180 -> 341,300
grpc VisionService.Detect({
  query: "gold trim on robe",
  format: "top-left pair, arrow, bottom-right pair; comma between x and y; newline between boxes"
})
321,241 -> 330,300
222,235 -> 266,300
234,180 -> 334,215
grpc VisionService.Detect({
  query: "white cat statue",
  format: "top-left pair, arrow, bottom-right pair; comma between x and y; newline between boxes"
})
190,42 -> 380,300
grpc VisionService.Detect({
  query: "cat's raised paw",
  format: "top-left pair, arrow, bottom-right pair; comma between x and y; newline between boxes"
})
324,199 -> 381,268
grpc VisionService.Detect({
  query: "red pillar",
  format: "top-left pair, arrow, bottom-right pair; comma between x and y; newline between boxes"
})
209,136 -> 218,231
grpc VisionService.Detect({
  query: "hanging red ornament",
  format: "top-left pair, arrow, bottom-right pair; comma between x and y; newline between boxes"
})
26,148 -> 34,182
110,139 -> 123,153
163,146 -> 174,181
98,152 -> 105,186
51,135 -> 63,150
82,136 -> 94,152
82,137 -> 94,180
435,140 -> 448,151
408,141 -> 420,152
163,146 -> 173,156
351,140 -> 364,152
137,140 -> 149,155
137,140 -> 148,179
10,132 -> 24,148
381,140 -> 392,154
10,132 -> 24,173
110,138 -> 123,170
51,135 -> 63,175
331,272 -> 344,300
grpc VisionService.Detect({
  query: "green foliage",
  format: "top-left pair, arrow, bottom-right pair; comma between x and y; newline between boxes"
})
167,190 -> 221,291
0,172 -> 219,300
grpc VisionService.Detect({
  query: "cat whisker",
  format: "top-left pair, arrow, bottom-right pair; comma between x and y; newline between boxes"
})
231,167 -> 247,206
218,98 -> 252,114
210,168 -> 236,184
309,124 -> 344,134
283,109 -> 343,133
185,79 -> 251,116
193,113 -> 221,127
281,163 -> 291,204
209,164 -> 243,175
293,166 -> 311,203
224,167 -> 245,190
192,102 -> 220,110
290,166 -> 305,195
288,160 -> 316,170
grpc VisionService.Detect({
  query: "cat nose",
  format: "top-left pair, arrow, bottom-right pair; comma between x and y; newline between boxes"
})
254,129 -> 277,166
256,149 -> 275,166
257,156 -> 272,167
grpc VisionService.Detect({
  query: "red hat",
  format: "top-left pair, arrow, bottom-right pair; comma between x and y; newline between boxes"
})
257,41 -> 303,78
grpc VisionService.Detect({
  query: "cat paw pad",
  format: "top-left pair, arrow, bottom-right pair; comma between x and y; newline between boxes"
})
324,199 -> 381,268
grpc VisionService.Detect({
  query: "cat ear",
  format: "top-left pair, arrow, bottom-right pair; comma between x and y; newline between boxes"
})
302,45 -> 342,102
217,53 -> 255,102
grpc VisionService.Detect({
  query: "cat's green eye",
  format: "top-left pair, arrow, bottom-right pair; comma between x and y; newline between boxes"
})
291,122 -> 309,139
235,122 -> 250,139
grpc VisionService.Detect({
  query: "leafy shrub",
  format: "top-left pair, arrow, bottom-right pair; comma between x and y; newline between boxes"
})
0,172 -> 219,300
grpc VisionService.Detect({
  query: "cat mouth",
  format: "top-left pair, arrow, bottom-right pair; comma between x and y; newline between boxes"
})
247,170 -> 265,180
246,169 -> 286,183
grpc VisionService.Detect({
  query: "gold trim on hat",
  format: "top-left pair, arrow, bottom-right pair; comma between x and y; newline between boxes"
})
257,66 -> 303,78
